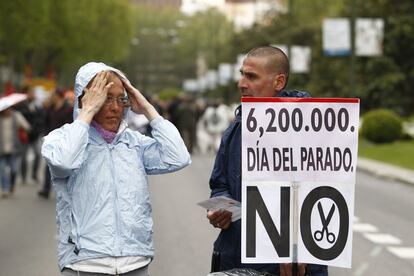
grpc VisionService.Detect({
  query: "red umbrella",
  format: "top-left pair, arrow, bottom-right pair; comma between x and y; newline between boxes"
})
0,93 -> 27,112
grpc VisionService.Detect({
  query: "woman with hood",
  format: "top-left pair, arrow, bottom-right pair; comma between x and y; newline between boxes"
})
42,62 -> 191,276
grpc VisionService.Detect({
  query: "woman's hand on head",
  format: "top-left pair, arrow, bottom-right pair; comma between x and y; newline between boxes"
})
77,71 -> 113,124
121,78 -> 159,121
82,71 -> 113,114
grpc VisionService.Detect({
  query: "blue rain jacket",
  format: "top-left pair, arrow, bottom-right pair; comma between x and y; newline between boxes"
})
41,62 -> 191,270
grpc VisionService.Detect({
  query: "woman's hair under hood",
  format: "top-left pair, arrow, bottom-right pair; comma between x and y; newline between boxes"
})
73,62 -> 129,120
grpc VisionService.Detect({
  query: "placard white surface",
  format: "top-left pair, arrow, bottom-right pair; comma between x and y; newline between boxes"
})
241,98 -> 359,268
291,46 -> 311,74
323,18 -> 351,56
356,18 -> 384,57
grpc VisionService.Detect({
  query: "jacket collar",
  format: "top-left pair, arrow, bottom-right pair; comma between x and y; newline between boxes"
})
235,105 -> 241,123
89,120 -> 128,145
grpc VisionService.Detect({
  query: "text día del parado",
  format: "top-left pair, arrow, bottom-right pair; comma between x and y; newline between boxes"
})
246,147 -> 353,172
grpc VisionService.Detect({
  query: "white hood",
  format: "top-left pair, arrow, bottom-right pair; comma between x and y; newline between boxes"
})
73,62 -> 129,120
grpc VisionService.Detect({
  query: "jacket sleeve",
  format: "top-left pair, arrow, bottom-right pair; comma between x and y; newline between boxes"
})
41,120 -> 90,178
209,132 -> 232,199
141,116 -> 191,175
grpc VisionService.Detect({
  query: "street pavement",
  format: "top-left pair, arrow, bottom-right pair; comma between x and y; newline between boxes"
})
0,180 -> 58,275
330,170 -> 414,276
149,154 -> 217,276
0,154 -> 413,276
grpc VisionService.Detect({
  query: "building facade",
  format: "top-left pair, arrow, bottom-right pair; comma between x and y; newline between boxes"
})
180,0 -> 286,29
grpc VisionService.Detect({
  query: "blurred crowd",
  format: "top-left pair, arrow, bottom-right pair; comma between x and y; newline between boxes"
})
0,86 -> 73,198
0,87 -> 238,199
132,94 -> 238,155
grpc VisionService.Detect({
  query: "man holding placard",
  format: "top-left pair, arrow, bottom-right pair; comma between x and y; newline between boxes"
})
206,46 -> 328,276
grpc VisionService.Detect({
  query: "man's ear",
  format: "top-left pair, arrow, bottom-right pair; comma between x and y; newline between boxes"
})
273,74 -> 286,91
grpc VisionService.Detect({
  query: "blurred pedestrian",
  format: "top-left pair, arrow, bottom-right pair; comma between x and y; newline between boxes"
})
17,85 -> 45,184
38,88 -> 73,199
193,98 -> 207,153
175,95 -> 197,153
0,107 -> 30,197
167,95 -> 181,126
41,62 -> 190,275
143,95 -> 166,137
203,100 -> 231,153
206,46 -> 328,276
149,94 -> 165,117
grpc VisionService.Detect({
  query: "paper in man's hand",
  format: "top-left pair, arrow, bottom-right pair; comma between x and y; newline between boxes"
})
197,196 -> 241,222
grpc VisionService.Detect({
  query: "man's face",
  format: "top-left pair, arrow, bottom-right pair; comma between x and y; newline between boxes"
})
93,74 -> 125,132
238,56 -> 278,98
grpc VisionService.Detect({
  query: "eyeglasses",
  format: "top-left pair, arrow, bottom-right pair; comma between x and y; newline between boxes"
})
104,97 -> 130,107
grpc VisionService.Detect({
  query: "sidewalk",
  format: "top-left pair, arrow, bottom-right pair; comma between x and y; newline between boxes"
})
357,157 -> 414,185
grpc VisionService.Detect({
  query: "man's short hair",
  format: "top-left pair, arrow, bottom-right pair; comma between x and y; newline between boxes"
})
246,46 -> 290,82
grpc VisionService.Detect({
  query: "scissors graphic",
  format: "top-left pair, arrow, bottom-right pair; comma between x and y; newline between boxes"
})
313,202 -> 336,244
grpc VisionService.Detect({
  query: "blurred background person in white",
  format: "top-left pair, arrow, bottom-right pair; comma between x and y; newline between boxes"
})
202,99 -> 231,153
16,85 -> 45,185
0,105 -> 30,197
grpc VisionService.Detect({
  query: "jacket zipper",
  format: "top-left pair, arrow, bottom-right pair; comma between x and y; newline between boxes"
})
109,144 -> 122,255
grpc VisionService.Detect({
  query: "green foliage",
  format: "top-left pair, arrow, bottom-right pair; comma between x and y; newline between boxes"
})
361,109 -> 403,143
359,138 -> 414,170
232,0 -> 349,96
348,0 -> 414,115
121,6 -> 235,95
2,0 -> 414,113
0,0 -> 134,85
231,0 -> 414,116
174,8 -> 234,71
0,0 -> 50,67
120,5 -> 183,94
360,57 -> 405,111
158,88 -> 182,101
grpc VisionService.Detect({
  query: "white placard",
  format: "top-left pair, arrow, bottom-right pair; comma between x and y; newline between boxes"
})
323,18 -> 351,56
356,18 -> 384,57
241,98 -> 359,268
218,63 -> 233,85
291,46 -> 311,74
183,79 -> 199,92
197,75 -> 208,92
206,70 -> 218,90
